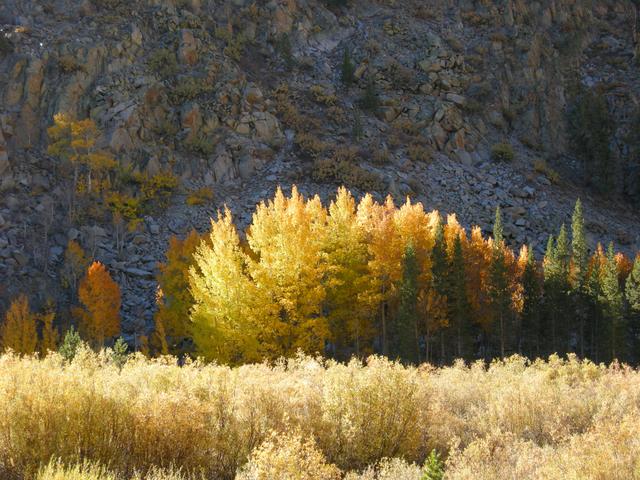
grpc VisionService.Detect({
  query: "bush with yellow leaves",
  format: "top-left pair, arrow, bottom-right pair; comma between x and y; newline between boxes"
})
236,432 -> 340,480
1,353 -> 639,480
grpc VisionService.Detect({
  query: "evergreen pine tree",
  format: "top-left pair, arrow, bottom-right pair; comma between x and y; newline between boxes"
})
360,78 -> 379,112
393,244 -> 420,364
520,246 -> 542,357
571,199 -> 589,356
111,337 -> 129,368
493,206 -> 504,245
489,206 -> 511,358
449,234 -> 470,359
58,326 -> 83,362
422,450 -> 445,480
430,217 -> 450,362
601,242 -> 625,361
341,48 -> 355,86
625,256 -> 640,361
571,200 -> 588,282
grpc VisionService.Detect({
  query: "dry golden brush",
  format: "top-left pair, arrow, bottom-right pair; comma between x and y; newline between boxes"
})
0,351 -> 639,479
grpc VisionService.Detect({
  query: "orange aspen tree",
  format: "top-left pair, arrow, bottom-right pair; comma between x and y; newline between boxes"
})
76,262 -> 121,347
0,295 -> 38,355
155,229 -> 205,355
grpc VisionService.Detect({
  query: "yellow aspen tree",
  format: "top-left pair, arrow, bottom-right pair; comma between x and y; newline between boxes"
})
47,114 -> 115,194
247,186 -> 329,357
394,198 -> 434,282
39,301 -> 59,353
190,208 -> 271,363
61,240 -> 90,294
69,118 -> 115,194
393,199 -> 435,361
76,261 -> 121,347
150,313 -> 169,356
356,194 -> 404,355
1,295 -> 38,355
324,187 -> 379,357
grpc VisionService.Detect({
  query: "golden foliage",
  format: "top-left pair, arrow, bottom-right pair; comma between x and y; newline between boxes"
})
0,353 -> 639,479
155,230 -> 204,355
0,295 -> 37,355
76,262 -> 121,346
236,432 -> 341,480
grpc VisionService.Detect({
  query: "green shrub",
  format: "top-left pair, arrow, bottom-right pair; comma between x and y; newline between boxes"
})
359,79 -> 380,113
139,170 -> 179,207
58,327 -> 84,362
148,49 -> 178,78
312,157 -> 384,191
110,338 -> 129,369
0,35 -> 14,57
491,143 -> 515,162
341,49 -> 355,86
58,55 -> 84,73
533,158 -> 561,184
184,135 -> 214,156
169,77 -> 213,102
106,192 -> 143,221
186,186 -> 214,206
421,450 -> 444,480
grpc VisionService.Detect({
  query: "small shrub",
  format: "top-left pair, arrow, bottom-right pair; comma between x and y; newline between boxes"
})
148,49 -> 178,78
215,28 -> 249,61
186,186 -> 214,206
533,158 -> 561,184
106,192 -> 143,222
295,132 -> 327,158
275,33 -> 294,69
0,34 -> 14,57
407,143 -> 432,163
58,55 -> 83,74
312,157 -> 384,191
139,170 -> 179,207
37,459 -> 116,480
352,110 -> 364,140
341,48 -> 355,86
184,135 -> 214,156
169,77 -> 213,102
359,79 -> 380,113
237,432 -> 341,480
372,147 -> 391,165
345,458 -> 424,480
310,85 -> 337,106
58,327 -> 84,362
110,338 -> 129,369
491,143 -> 515,162
421,450 -> 444,480
273,84 -> 321,132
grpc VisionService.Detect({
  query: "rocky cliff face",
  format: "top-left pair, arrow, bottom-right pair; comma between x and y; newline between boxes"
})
0,0 -> 639,336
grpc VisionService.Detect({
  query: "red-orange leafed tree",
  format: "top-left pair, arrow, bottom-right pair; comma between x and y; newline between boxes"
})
76,261 -> 121,347
0,295 -> 38,355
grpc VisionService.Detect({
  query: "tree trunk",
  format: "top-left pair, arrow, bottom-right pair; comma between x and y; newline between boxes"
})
381,301 -> 387,357
500,310 -> 505,358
